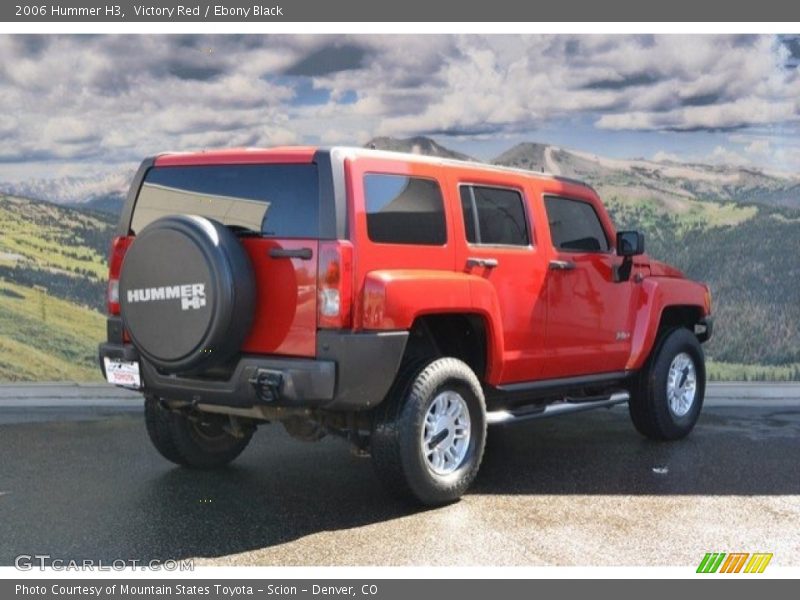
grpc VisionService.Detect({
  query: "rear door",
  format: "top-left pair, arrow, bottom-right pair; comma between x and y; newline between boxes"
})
129,161 -> 325,358
452,174 -> 548,383
540,193 -> 636,377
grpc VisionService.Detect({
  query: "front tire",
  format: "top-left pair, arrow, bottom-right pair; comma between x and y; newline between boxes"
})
371,357 -> 487,506
144,396 -> 253,468
629,328 -> 705,440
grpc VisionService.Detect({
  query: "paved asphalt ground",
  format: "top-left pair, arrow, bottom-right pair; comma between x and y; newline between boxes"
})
0,383 -> 798,567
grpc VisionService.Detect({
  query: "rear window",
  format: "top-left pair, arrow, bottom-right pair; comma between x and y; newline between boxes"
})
364,174 -> 447,245
131,164 -> 319,237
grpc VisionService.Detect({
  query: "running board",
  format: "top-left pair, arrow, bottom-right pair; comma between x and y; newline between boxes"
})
486,391 -> 630,425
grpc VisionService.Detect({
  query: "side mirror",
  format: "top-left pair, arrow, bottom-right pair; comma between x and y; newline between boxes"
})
616,231 -> 645,257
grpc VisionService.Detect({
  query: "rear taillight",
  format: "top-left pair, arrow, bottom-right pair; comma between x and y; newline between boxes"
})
317,241 -> 353,329
107,235 -> 133,315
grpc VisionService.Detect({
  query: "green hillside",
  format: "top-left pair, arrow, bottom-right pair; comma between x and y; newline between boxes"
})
0,195 -> 112,381
606,200 -> 800,378
0,279 -> 105,380
481,140 -> 800,381
579,156 -> 800,373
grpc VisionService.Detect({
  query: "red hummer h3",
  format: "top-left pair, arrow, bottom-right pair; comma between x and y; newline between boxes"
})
100,147 -> 713,505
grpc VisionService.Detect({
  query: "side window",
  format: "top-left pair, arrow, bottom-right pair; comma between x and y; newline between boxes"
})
459,185 -> 530,246
364,174 -> 446,245
544,196 -> 610,252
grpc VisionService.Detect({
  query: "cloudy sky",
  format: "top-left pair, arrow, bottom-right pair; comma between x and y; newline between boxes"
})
1,34 -> 799,184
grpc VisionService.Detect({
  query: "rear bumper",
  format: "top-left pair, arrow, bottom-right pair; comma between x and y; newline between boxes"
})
99,329 -> 408,411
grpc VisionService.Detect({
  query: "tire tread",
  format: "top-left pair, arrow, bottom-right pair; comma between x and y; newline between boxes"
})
629,327 -> 705,441
372,357 -> 487,505
144,396 -> 252,468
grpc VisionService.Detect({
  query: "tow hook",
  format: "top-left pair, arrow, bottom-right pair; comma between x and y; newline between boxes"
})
249,369 -> 283,403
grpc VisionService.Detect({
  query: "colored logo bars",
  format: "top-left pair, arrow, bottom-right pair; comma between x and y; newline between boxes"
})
697,552 -> 773,573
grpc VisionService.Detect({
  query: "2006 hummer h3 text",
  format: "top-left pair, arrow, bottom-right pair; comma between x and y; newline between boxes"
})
99,146 -> 713,505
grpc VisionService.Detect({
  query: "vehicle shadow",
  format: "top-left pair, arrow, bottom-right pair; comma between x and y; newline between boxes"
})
0,414 -> 417,565
1,403 -> 798,564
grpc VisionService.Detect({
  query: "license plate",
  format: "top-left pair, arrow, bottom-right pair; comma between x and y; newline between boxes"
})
103,358 -> 141,389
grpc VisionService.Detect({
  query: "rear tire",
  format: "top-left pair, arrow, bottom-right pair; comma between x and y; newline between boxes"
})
371,357 -> 487,506
144,396 -> 253,468
629,328 -> 705,440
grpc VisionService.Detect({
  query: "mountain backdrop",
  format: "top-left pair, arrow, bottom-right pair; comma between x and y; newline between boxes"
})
1,136 -> 798,381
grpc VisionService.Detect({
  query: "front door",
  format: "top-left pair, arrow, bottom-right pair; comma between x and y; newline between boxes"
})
541,195 -> 635,378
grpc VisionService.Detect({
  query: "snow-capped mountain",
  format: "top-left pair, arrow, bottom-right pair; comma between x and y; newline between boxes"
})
0,168 -> 134,214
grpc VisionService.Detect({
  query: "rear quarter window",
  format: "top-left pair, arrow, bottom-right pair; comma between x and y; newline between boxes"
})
131,164 -> 320,237
363,174 -> 447,245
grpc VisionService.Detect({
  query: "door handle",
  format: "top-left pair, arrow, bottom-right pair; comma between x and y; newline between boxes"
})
549,259 -> 576,271
269,247 -> 313,260
466,257 -> 499,269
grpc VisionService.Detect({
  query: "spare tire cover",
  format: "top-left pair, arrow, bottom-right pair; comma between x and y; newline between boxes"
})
119,215 -> 255,373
